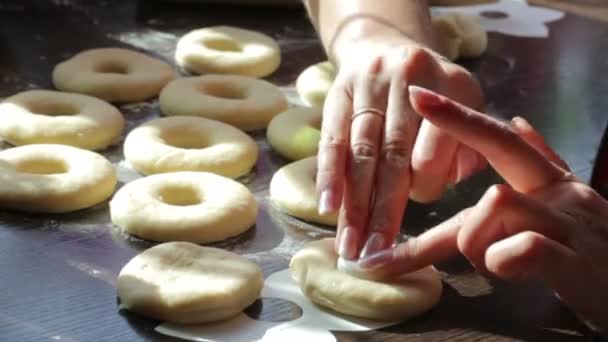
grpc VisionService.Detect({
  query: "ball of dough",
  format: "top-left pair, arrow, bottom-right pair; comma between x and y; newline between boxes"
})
267,107 -> 321,161
0,90 -> 124,150
124,116 -> 258,178
432,13 -> 488,60
269,157 -> 337,226
290,238 -> 443,321
159,75 -> 288,131
110,172 -> 257,243
296,61 -> 336,107
0,144 -> 117,213
175,26 -> 281,78
117,241 -> 263,324
53,48 -> 176,103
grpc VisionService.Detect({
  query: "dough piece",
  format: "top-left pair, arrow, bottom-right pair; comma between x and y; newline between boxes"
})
175,26 -> 281,78
296,61 -> 336,107
124,116 -> 258,178
110,172 -> 257,243
432,13 -> 488,61
53,48 -> 176,103
117,242 -> 263,324
0,144 -> 116,213
267,107 -> 321,161
159,75 -> 288,131
0,90 -> 124,150
269,157 -> 337,226
290,239 -> 443,321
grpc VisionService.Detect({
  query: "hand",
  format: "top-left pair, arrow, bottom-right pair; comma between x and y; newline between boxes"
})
360,86 -> 608,333
316,37 -> 485,261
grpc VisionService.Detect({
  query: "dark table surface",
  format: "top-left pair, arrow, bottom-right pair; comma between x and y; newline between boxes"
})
1,1 -> 607,341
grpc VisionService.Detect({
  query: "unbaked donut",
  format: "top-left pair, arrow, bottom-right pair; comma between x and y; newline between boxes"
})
269,157 -> 337,226
159,75 -> 288,131
110,172 -> 257,243
290,238 -> 443,321
0,144 -> 116,213
295,61 -> 336,107
0,90 -> 124,150
117,241 -> 263,324
432,13 -> 488,61
175,26 -> 281,78
124,116 -> 258,178
53,48 -> 176,103
267,107 -> 321,161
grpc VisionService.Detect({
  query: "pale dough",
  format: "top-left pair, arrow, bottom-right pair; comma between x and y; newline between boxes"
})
432,13 -> 488,61
0,144 -> 116,213
269,157 -> 337,226
267,107 -> 321,161
295,61 -> 336,107
0,90 -> 124,150
117,241 -> 263,324
53,48 -> 176,103
124,116 -> 258,178
175,26 -> 281,78
159,75 -> 288,131
290,238 -> 443,321
110,172 -> 257,243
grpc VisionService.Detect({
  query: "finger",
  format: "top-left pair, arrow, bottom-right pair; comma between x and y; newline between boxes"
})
447,144 -> 488,184
409,86 -> 568,194
510,116 -> 570,171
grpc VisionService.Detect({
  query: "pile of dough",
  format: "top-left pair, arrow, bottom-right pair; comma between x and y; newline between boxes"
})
175,26 -> 281,78
159,75 -> 288,131
0,90 -> 124,150
124,116 -> 258,178
269,157 -> 337,226
290,239 -> 443,321
432,12 -> 488,61
53,48 -> 176,103
117,241 -> 264,324
267,107 -> 321,161
110,172 -> 257,243
0,144 -> 116,213
295,61 -> 336,107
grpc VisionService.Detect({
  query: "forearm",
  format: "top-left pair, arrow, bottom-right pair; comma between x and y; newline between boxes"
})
303,0 -> 433,65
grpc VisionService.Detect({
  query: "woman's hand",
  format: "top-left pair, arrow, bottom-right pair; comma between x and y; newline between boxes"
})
359,86 -> 608,333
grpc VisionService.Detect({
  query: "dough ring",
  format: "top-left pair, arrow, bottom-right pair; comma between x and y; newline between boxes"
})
53,48 -> 176,103
267,107 -> 321,161
295,61 -> 336,107
269,157 -> 337,226
117,241 -> 263,324
175,26 -> 281,78
159,75 -> 288,131
432,13 -> 488,61
0,144 -> 117,213
0,90 -> 124,150
290,238 -> 443,321
110,172 -> 257,243
124,116 -> 258,178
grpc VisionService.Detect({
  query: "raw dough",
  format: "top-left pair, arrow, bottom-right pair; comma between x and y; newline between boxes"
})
290,239 -> 443,321
432,13 -> 488,61
0,90 -> 124,150
267,107 -> 321,161
117,241 -> 263,324
159,75 -> 288,131
269,157 -> 337,226
295,61 -> 336,107
53,48 -> 176,103
0,144 -> 116,213
175,26 -> 281,78
124,116 -> 258,178
110,172 -> 257,243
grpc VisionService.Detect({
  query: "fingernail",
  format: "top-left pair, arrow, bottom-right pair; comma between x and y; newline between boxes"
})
511,116 -> 531,130
318,190 -> 332,215
338,227 -> 358,260
359,249 -> 395,269
456,148 -> 478,183
359,233 -> 386,259
408,85 -> 443,109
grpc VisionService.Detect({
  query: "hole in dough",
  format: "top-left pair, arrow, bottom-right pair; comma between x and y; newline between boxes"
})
202,37 -> 243,52
156,184 -> 202,206
27,102 -> 80,116
94,61 -> 130,74
161,128 -> 209,149
480,10 -> 509,19
14,158 -> 69,174
201,82 -> 248,100
244,297 -> 303,322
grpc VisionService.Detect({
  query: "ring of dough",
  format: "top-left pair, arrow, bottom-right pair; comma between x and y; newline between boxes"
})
175,26 -> 281,78
0,90 -> 124,150
117,241 -> 263,324
290,238 -> 443,321
124,116 -> 258,178
269,157 -> 337,226
110,172 -> 258,243
267,107 -> 321,161
296,61 -> 336,107
52,48 -> 176,103
159,75 -> 288,131
0,144 -> 117,213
